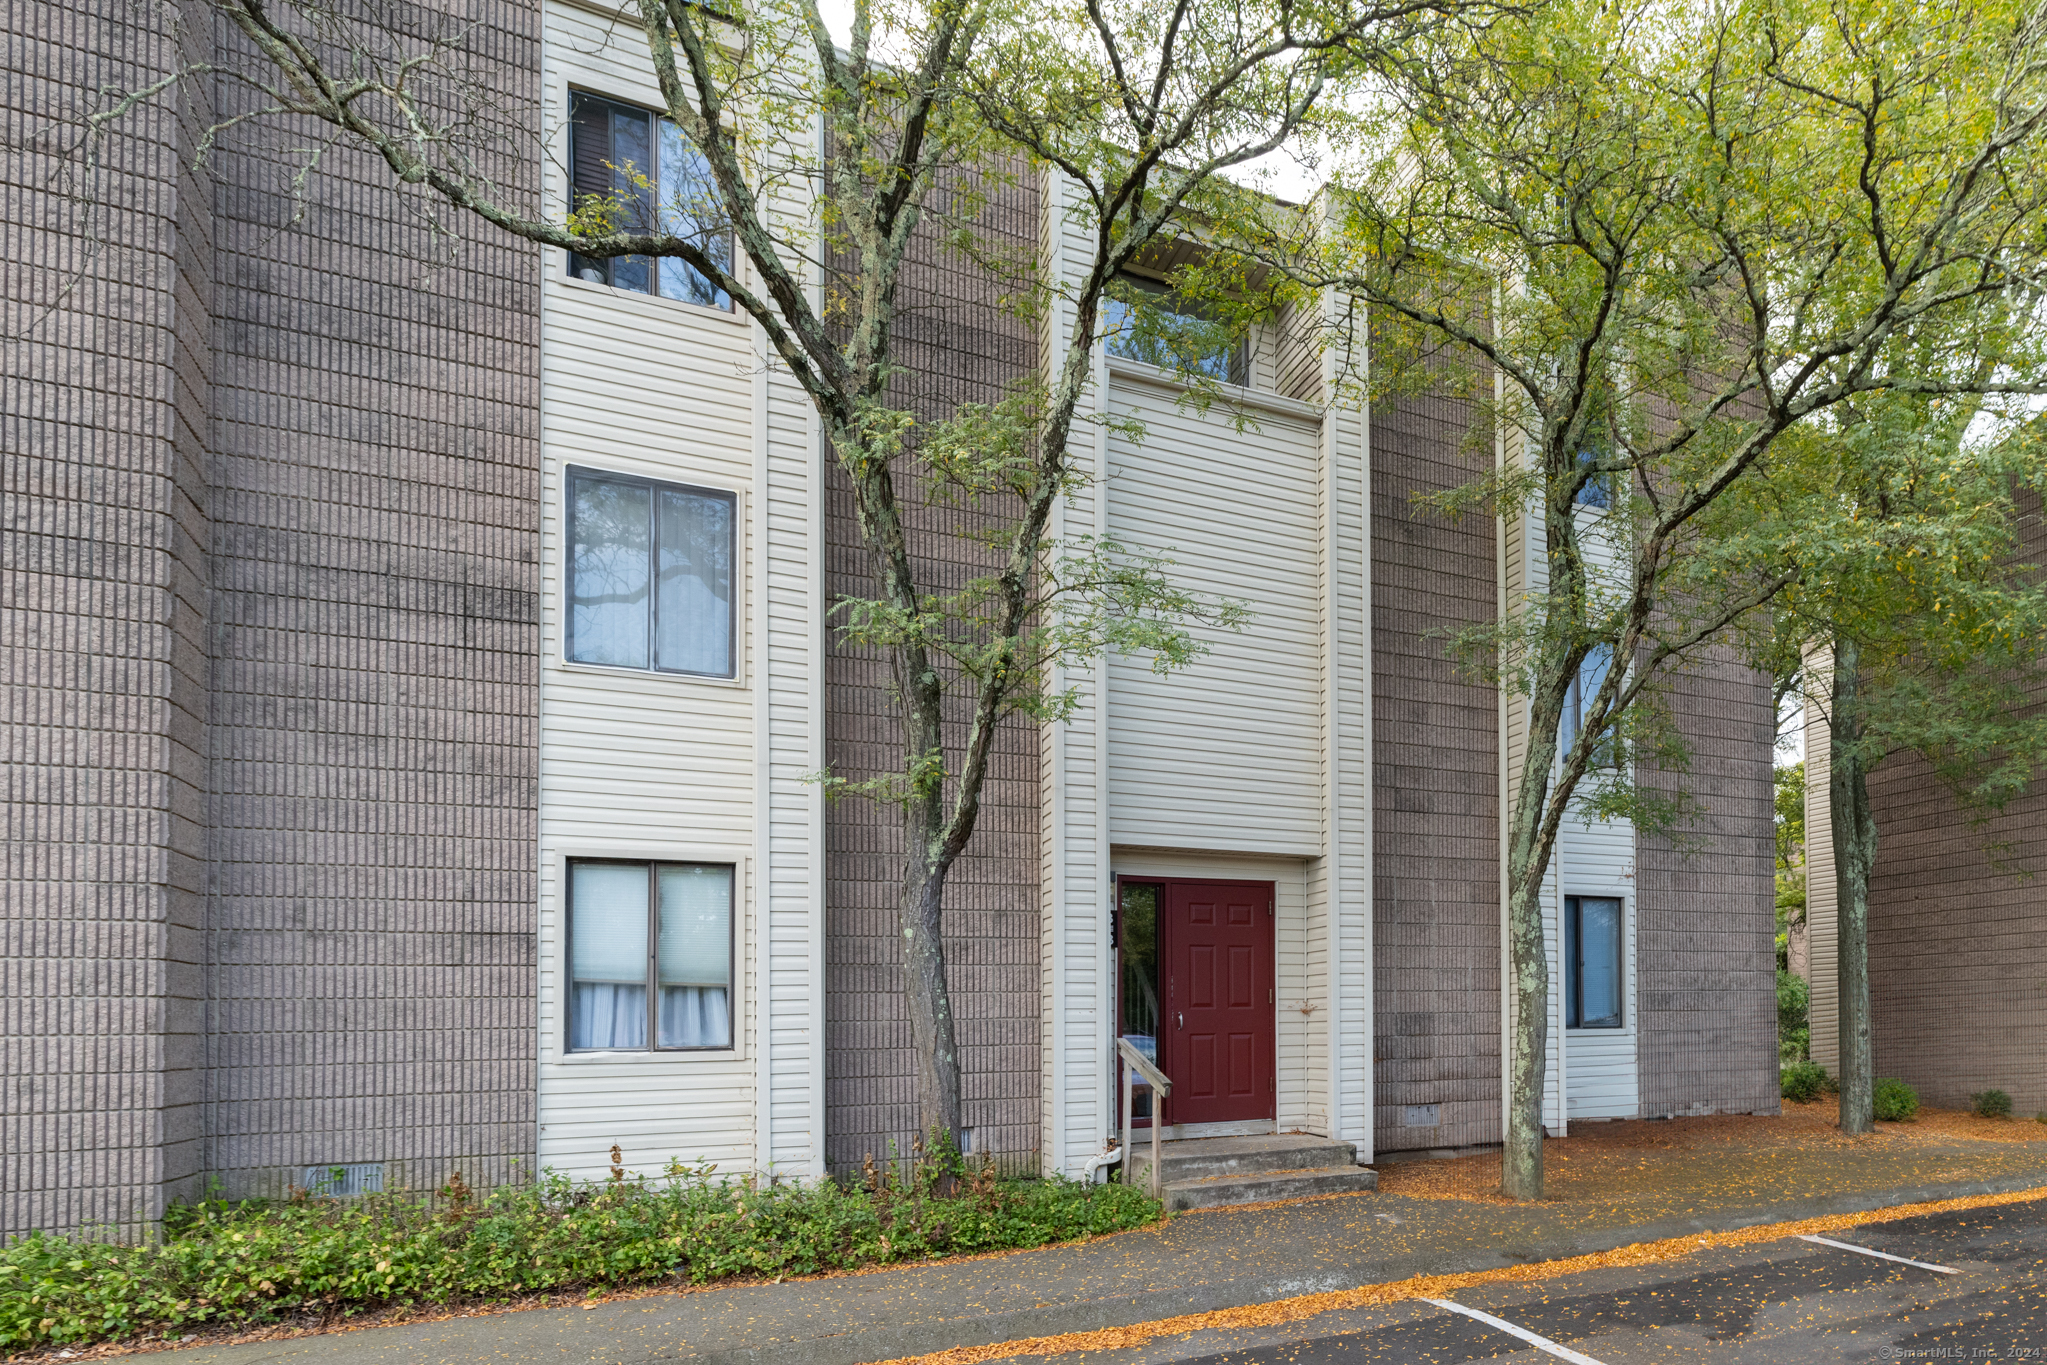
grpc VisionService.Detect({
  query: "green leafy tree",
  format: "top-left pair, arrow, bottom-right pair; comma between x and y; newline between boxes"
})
93,0 -> 1480,1157
1238,0 -> 2047,1196
1745,393 -> 2047,1133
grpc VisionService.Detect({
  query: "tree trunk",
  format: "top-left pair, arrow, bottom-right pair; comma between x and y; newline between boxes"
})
1829,635 -> 1877,1134
899,840 -> 965,1158
1501,866 -> 1550,1200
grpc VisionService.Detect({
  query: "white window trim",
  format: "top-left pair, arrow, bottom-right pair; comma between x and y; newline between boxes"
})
545,42 -> 749,327
553,467 -> 749,690
547,846 -> 751,1064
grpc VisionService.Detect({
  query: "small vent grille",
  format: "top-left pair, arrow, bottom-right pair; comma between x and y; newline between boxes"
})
300,1163 -> 384,1198
1402,1104 -> 1440,1129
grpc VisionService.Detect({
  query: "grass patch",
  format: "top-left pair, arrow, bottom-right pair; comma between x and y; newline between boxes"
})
0,1158 -> 1160,1353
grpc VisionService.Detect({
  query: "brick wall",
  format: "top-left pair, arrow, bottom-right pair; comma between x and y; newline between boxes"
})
199,5 -> 542,1199
1,0 -> 214,1238
2,0 -> 541,1236
1635,645 -> 1779,1118
1369,370 -> 1503,1153
1863,498 -> 2047,1116
823,169 -> 1043,1172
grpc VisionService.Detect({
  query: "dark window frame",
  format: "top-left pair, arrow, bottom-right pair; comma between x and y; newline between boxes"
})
564,856 -> 737,1054
1564,894 -> 1625,1030
1102,271 -> 1251,387
1114,877 -> 1165,1124
564,464 -> 738,679
566,88 -> 734,311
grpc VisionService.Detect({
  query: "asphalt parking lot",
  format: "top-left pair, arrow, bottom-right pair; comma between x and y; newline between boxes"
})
1016,1196 -> 2047,1365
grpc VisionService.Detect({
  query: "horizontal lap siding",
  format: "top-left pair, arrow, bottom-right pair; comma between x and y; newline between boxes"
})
1105,373 -> 1324,855
1559,512 -> 1639,1121
537,4 -> 762,1182
823,165 -> 1042,1174
1370,365 -> 1502,1153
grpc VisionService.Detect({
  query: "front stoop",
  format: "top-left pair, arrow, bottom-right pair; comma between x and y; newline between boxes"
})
1125,1134 -> 1379,1210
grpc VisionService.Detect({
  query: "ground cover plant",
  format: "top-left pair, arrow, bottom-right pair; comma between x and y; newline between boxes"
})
0,1157 -> 1159,1352
1873,1079 -> 1921,1122
1972,1089 -> 2015,1119
1780,1061 -> 1830,1104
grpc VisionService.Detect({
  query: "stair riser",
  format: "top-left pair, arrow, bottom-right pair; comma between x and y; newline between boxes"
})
1164,1167 -> 1379,1210
1129,1142 -> 1356,1184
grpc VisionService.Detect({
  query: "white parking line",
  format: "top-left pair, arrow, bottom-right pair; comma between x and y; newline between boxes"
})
1797,1234 -> 1960,1274
1423,1298 -> 1609,1365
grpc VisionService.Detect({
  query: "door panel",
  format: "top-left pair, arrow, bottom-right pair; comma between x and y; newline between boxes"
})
1160,879 -> 1275,1126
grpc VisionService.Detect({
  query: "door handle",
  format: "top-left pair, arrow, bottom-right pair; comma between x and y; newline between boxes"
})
1177,1012 -> 1184,1030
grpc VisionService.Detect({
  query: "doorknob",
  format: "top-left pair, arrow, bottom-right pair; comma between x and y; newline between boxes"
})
1177,1011 -> 1184,1030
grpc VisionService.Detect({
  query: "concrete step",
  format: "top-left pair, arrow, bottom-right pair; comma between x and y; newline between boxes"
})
1160,1163 -> 1380,1210
1127,1133 -> 1359,1187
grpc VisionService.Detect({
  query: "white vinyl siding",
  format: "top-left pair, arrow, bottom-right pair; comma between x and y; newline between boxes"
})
1104,364 -> 1326,854
537,1 -> 822,1183
1557,504 -> 1640,1120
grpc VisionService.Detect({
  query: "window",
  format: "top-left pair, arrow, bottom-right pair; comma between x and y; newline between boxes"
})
568,860 -> 734,1051
567,91 -> 732,309
1559,642 -> 1617,766
1116,881 -> 1162,1121
1102,273 -> 1249,385
566,467 -> 736,677
1565,895 -> 1624,1029
1574,445 -> 1612,508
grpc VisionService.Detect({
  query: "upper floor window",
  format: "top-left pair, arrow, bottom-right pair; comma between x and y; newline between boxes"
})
1574,446 -> 1612,508
566,466 -> 736,678
568,859 -> 734,1051
1565,895 -> 1624,1029
1103,272 -> 1249,386
1560,642 -> 1616,765
568,91 -> 733,309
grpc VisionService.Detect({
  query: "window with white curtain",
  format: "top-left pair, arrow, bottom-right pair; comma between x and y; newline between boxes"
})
567,860 -> 734,1051
566,467 -> 736,678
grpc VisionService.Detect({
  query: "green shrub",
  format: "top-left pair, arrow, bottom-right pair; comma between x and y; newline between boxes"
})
0,1160 -> 1160,1352
1776,970 -> 1810,1061
1970,1089 -> 2014,1119
1781,1061 -> 1829,1103
1873,1078 -> 1920,1121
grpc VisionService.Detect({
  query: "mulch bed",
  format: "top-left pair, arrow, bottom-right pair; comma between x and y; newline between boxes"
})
1374,1101 -> 2047,1204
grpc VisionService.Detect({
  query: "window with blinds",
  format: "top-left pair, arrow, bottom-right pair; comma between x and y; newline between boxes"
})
567,91 -> 733,309
565,466 -> 736,677
567,860 -> 735,1051
1565,895 -> 1624,1030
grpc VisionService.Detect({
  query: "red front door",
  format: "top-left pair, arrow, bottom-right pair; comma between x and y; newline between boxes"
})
1160,879 -> 1275,1126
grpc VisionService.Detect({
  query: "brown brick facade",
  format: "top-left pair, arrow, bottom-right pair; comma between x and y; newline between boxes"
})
822,171 -> 1044,1173
1862,499 -> 2047,1116
1369,374 -> 1504,1153
3,0 -> 541,1237
1635,645 -> 1780,1119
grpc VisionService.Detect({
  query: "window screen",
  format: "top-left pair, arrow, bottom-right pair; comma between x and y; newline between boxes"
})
1565,895 -> 1624,1029
567,467 -> 735,677
568,860 -> 735,1051
567,91 -> 732,309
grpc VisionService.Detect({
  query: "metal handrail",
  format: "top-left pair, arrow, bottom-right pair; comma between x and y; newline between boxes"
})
1116,1037 -> 1173,1199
